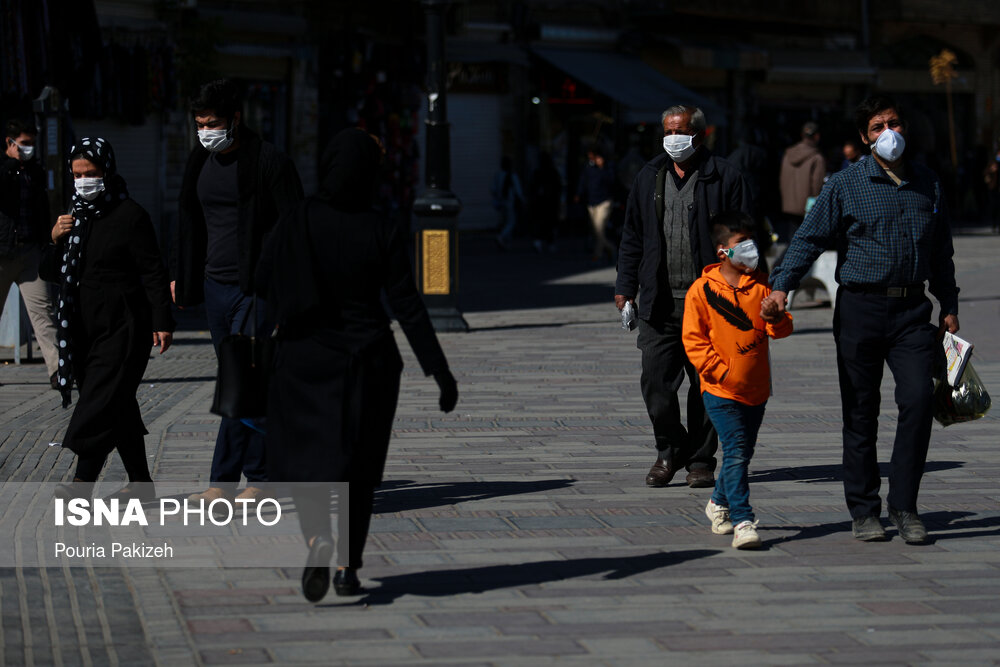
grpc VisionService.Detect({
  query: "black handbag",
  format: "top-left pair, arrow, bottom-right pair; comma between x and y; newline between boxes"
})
210,297 -> 274,419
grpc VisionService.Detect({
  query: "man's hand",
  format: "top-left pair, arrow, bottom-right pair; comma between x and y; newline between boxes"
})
52,215 -> 74,243
433,369 -> 458,413
760,290 -> 788,320
152,331 -> 172,354
938,313 -> 959,338
614,294 -> 634,312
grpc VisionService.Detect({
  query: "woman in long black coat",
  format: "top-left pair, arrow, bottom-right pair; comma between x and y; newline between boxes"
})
257,128 -> 457,602
46,137 -> 174,501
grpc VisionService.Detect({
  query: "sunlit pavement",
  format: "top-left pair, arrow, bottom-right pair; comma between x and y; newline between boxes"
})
1,230 -> 998,665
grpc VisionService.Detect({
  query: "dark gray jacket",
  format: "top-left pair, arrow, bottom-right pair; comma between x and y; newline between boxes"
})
171,126 -> 303,307
615,148 -> 751,322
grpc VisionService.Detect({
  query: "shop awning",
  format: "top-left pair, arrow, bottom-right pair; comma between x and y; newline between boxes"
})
533,47 -> 727,125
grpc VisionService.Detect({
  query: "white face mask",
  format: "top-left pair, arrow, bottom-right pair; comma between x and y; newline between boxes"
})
13,141 -> 34,161
723,239 -> 759,271
663,134 -> 697,163
872,128 -> 905,162
74,177 -> 105,201
198,127 -> 234,153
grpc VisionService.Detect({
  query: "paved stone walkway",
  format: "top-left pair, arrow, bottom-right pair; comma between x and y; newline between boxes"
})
1,232 -> 998,665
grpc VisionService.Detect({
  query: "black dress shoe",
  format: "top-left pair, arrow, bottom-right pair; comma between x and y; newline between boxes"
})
50,372 -> 59,391
333,568 -> 361,596
852,514 -> 887,541
888,508 -> 928,544
685,468 -> 715,488
54,479 -> 94,501
302,537 -> 333,602
645,459 -> 678,487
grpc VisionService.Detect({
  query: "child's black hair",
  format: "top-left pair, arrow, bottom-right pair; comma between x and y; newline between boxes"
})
710,210 -> 756,248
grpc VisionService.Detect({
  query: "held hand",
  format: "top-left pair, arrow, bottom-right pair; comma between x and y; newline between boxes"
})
760,290 -> 788,319
434,368 -> 458,413
760,308 -> 782,324
52,215 -> 74,243
937,313 -> 959,338
614,294 -> 634,312
152,331 -> 172,354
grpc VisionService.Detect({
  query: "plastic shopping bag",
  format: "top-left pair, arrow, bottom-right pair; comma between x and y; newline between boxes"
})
933,361 -> 991,427
621,301 -> 636,331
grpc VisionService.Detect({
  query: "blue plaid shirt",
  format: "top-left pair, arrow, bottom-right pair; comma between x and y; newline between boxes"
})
771,155 -> 959,314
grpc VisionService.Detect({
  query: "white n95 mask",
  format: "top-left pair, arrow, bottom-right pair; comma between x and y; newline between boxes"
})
724,239 -> 759,270
74,177 -> 105,201
14,142 -> 34,161
198,128 -> 234,153
663,134 -> 696,163
873,128 -> 905,162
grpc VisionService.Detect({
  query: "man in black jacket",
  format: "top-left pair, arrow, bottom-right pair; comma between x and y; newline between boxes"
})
615,105 -> 751,489
0,118 -> 60,388
171,80 -> 304,504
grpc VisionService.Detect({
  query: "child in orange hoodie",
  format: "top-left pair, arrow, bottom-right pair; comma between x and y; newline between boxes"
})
682,211 -> 793,549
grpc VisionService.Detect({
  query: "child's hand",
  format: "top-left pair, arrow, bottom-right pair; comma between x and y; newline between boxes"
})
760,309 -> 782,324
760,297 -> 780,321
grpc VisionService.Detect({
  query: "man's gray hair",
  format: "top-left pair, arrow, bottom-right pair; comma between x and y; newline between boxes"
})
661,105 -> 707,132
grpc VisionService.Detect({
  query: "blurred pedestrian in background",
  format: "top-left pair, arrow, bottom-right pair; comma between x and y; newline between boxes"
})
46,137 -> 174,502
575,146 -> 617,263
984,148 -> 1000,232
171,79 -> 303,505
1,118 -> 60,389
491,155 -> 524,250
726,126 -> 774,263
528,151 -> 561,253
779,121 -> 825,241
841,138 -> 864,170
256,128 -> 458,602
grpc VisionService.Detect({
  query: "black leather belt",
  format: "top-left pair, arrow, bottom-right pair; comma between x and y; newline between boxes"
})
846,284 -> 924,297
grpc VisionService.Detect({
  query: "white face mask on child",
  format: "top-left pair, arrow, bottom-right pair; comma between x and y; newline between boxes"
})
723,239 -> 759,270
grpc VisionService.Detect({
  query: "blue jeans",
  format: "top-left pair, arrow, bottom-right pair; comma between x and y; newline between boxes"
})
702,391 -> 766,525
204,277 -> 269,488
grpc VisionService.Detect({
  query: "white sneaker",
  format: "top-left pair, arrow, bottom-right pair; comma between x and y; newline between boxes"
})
732,520 -> 762,549
705,499 -> 733,535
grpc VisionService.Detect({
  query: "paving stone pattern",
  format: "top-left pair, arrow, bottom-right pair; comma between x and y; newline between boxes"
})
0,233 -> 998,665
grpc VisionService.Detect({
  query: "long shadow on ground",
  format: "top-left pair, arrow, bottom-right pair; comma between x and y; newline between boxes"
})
347,549 -> 719,606
750,460 -> 962,484
373,479 -> 575,515
918,510 -> 1000,540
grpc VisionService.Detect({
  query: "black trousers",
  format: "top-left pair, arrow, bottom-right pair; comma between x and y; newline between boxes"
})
636,300 -> 718,470
833,288 -> 936,518
294,483 -> 376,569
75,435 -> 151,483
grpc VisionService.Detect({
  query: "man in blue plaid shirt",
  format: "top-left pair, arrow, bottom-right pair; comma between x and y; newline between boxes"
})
762,95 -> 960,545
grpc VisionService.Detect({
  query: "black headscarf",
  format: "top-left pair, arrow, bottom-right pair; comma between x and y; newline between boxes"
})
55,137 -> 130,407
260,129 -> 382,328
318,128 -> 382,212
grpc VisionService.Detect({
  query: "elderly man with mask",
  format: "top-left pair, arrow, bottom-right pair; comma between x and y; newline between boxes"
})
616,105 -> 751,490
764,95 -> 960,544
171,79 -> 304,505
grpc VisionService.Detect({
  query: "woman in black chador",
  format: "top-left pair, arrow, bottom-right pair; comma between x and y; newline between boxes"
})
257,128 -> 457,602
46,137 -> 174,501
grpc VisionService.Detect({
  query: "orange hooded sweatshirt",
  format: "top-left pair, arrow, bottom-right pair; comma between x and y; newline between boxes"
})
682,264 -> 793,406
